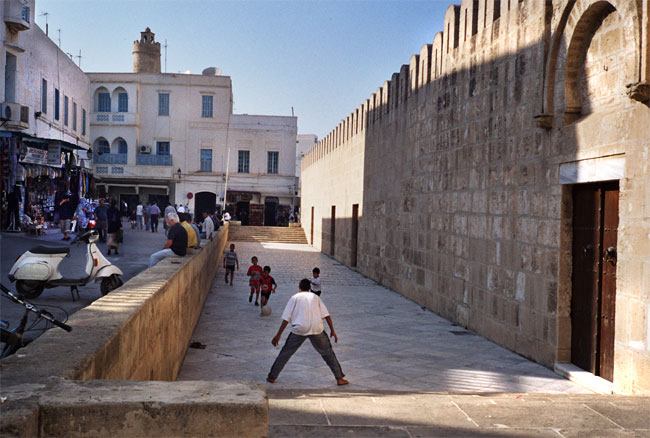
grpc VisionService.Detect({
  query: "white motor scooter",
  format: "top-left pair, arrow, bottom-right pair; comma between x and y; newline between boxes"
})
8,230 -> 124,300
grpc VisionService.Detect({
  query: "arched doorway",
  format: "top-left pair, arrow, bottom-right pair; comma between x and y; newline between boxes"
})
195,191 -> 217,217
264,197 -> 279,226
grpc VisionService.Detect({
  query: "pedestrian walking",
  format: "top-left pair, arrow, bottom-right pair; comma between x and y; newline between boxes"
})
267,279 -> 348,386
95,198 -> 108,242
106,199 -> 122,256
247,256 -> 263,305
149,202 -> 161,233
57,192 -> 74,241
310,267 -> 322,296
136,201 -> 144,230
223,243 -> 239,286
202,211 -> 215,240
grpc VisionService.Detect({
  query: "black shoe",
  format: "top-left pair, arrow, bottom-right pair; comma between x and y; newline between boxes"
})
255,301 -> 259,306
115,251 -> 119,255
107,250 -> 111,255
249,294 -> 253,303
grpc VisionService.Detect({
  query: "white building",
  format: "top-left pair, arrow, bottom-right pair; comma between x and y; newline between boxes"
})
1,0 -> 91,227
89,28 -> 297,225
295,133 -> 317,189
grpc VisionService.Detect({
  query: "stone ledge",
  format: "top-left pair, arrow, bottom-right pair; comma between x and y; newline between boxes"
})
2,379 -> 267,438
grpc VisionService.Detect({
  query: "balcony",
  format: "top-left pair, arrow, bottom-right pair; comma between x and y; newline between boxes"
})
136,154 -> 172,166
91,112 -> 139,126
94,153 -> 127,165
4,5 -> 30,32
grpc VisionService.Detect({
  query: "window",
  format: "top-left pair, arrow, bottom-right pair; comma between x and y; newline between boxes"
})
41,79 -> 47,113
117,138 -> 128,154
158,93 -> 169,116
267,151 -> 279,174
156,141 -> 170,156
238,150 -> 250,173
200,149 -> 212,172
63,95 -> 69,126
201,95 -> 213,118
98,92 -> 111,112
72,102 -> 77,131
95,138 -> 110,155
54,89 -> 60,120
118,92 -> 128,112
82,109 -> 86,135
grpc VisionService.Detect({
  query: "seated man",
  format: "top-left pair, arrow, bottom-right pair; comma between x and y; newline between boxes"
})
179,213 -> 199,249
148,212 -> 187,267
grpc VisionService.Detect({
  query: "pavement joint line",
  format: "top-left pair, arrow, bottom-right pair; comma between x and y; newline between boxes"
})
319,398 -> 331,426
582,403 -> 625,429
450,400 -> 480,428
551,427 -> 567,438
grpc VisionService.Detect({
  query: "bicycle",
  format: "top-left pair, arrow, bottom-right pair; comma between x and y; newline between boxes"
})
0,283 -> 72,359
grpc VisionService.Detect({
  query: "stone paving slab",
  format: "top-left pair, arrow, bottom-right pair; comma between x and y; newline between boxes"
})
179,241 -> 587,394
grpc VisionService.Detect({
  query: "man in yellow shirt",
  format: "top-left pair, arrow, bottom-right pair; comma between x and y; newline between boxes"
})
179,213 -> 199,248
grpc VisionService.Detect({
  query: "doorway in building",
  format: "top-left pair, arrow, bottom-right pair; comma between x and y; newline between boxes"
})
120,194 -> 139,217
195,192 -> 217,217
571,181 -> 618,381
236,201 -> 250,225
330,205 -> 336,256
351,204 -> 359,267
264,197 -> 279,226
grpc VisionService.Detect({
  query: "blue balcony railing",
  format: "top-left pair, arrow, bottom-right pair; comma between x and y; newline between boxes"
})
94,153 -> 127,164
136,154 -> 172,166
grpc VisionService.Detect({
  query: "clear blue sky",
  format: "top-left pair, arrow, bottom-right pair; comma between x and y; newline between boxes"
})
36,0 -> 448,138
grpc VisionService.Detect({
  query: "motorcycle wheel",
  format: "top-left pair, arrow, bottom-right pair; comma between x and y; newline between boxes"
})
100,275 -> 123,296
15,280 -> 45,299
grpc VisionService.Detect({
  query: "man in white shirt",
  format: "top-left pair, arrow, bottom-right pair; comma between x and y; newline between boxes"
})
267,279 -> 348,385
136,202 -> 144,230
223,211 -> 231,221
202,211 -> 215,240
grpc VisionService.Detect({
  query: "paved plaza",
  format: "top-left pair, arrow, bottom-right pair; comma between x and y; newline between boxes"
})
179,242 -> 587,394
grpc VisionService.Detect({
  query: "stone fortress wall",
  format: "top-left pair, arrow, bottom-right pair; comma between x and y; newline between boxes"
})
301,0 -> 650,394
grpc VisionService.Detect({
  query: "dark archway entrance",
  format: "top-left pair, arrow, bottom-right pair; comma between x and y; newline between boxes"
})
195,192 -> 217,217
264,197 -> 279,226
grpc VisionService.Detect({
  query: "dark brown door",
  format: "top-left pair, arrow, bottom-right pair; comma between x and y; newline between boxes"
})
351,204 -> 359,267
330,205 -> 336,256
571,181 -> 618,381
310,206 -> 314,245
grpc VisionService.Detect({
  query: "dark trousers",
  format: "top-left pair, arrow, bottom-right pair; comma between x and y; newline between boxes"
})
268,331 -> 344,380
151,214 -> 159,232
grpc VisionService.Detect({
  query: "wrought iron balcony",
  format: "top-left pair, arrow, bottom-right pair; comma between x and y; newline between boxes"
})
136,154 -> 172,166
93,153 -> 127,164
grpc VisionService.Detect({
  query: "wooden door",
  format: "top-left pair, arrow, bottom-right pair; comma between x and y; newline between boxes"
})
571,181 -> 618,380
351,204 -> 359,267
330,205 -> 336,256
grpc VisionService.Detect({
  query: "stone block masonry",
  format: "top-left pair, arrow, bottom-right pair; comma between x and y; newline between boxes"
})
301,0 -> 650,394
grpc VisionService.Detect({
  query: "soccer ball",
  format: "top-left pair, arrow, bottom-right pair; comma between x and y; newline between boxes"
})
261,305 -> 272,316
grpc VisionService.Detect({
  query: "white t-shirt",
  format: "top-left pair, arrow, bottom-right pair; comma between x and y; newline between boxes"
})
310,276 -> 321,292
223,212 -> 231,221
281,292 -> 330,336
177,205 -> 186,213
136,204 -> 143,215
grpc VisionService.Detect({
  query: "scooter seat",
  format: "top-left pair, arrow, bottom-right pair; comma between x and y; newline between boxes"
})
29,246 -> 70,255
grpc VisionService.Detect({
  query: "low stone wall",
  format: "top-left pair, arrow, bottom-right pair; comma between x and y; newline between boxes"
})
0,223 -> 270,437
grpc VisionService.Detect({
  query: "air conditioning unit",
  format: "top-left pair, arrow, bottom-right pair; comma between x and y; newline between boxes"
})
0,102 -> 29,130
139,145 -> 152,154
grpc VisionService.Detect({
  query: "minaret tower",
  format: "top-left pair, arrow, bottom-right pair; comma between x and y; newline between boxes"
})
132,27 -> 161,73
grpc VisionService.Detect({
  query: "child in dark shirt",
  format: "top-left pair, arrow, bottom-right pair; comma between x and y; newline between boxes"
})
259,266 -> 277,311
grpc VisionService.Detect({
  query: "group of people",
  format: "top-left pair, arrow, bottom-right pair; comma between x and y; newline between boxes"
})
219,244 -> 346,386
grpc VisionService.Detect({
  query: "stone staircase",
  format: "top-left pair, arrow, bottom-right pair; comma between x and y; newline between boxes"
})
228,224 -> 308,244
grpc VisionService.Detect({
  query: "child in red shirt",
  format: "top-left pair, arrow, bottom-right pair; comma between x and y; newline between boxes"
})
259,265 -> 277,311
247,256 -> 264,306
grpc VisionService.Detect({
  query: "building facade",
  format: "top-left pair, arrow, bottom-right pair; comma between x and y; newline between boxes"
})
1,0 -> 92,229
301,0 -> 650,394
295,133 -> 317,203
89,28 -> 297,225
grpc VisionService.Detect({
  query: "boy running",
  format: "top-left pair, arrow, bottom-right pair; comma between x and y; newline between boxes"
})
310,267 -> 322,296
223,243 -> 239,286
259,266 -> 277,310
247,256 -> 263,305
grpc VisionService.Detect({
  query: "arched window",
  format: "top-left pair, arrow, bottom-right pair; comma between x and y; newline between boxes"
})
93,137 -> 110,155
94,86 -> 111,112
113,87 -> 128,112
112,137 -> 128,155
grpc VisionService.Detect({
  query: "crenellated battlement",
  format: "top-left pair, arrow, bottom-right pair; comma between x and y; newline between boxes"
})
302,0 -> 542,170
